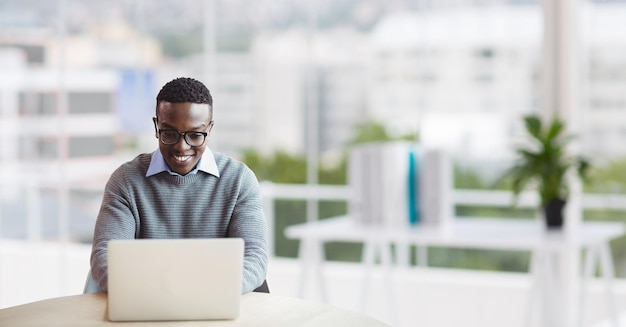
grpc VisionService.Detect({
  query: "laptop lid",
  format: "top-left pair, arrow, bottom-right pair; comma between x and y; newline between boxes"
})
107,238 -> 244,322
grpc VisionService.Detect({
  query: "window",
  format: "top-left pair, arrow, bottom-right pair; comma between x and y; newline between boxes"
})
69,136 -> 116,157
19,92 -> 57,115
68,92 -> 113,114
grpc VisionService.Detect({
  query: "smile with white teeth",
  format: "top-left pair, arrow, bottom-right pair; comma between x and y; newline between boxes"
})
173,154 -> 192,162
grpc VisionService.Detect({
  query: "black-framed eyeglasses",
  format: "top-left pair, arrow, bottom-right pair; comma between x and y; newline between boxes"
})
158,129 -> 208,147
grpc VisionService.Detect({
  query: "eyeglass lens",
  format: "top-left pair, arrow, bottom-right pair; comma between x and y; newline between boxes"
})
160,130 -> 206,146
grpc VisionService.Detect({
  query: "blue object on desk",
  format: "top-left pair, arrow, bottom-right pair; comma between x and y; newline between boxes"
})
407,147 -> 419,226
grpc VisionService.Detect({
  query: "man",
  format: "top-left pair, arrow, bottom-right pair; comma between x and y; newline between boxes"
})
89,77 -> 268,293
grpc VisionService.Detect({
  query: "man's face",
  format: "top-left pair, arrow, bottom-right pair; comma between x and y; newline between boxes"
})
153,102 -> 213,176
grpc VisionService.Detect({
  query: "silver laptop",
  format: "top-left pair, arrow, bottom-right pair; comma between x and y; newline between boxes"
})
107,238 -> 244,322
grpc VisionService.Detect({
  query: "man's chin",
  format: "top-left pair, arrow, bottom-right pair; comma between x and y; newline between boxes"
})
167,160 -> 196,175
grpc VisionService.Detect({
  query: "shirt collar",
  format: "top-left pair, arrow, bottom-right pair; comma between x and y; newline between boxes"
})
146,148 -> 220,177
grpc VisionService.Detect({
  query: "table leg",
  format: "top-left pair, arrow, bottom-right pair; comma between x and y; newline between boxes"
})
526,249 -> 543,327
579,244 -> 598,327
359,240 -> 376,311
544,250 -> 560,327
599,242 -> 620,327
527,248 -> 561,327
298,238 -> 327,302
579,242 -> 620,327
359,239 -> 398,327
381,240 -> 398,327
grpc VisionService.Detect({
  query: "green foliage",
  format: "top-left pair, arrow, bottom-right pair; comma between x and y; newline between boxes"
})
347,121 -> 391,144
241,121 -> 414,186
427,247 -> 530,272
241,148 -> 346,185
347,121 -> 418,145
502,114 -> 590,207
272,199 -> 351,259
454,165 -> 488,189
585,157 -> 626,193
319,156 -> 347,185
241,149 -> 307,183
272,200 -> 306,258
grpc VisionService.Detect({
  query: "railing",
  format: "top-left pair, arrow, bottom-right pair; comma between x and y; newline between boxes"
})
259,182 -> 626,258
261,182 -> 626,212
2,178 -> 626,256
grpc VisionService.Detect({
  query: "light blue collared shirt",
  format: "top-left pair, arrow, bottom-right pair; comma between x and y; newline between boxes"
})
145,148 -> 220,177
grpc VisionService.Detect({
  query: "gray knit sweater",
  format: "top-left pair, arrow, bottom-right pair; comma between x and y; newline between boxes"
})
90,152 -> 268,293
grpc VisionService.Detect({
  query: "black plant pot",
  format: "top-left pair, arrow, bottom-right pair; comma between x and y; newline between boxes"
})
544,198 -> 566,229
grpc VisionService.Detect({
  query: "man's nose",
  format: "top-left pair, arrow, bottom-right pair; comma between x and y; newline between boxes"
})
172,136 -> 191,150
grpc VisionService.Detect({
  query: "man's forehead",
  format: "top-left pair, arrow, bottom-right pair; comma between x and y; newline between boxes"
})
156,102 -> 211,113
157,101 -> 210,107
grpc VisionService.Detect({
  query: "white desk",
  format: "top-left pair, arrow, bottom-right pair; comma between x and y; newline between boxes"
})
0,292 -> 391,327
285,216 -> 625,327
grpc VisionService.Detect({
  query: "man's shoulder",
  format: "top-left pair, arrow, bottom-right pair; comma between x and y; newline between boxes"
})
105,153 -> 152,189
113,153 -> 151,175
126,153 -> 152,167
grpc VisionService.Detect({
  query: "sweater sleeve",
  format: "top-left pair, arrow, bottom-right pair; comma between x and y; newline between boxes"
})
90,165 -> 138,291
227,165 -> 269,293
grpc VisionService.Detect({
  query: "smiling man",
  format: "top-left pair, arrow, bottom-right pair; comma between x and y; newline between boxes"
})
89,77 -> 269,294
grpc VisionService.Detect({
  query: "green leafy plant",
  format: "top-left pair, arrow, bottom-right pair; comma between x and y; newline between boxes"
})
505,114 -> 590,208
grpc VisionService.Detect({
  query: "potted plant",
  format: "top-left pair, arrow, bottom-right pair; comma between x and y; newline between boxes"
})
503,114 -> 590,228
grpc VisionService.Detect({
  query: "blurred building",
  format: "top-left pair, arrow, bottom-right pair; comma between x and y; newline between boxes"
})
250,27 -> 370,162
243,3 -> 626,168
0,20 -> 163,241
0,47 -> 120,241
2,2 -> 626,177
369,6 -> 542,169
369,3 -> 626,167
232,7 -> 536,165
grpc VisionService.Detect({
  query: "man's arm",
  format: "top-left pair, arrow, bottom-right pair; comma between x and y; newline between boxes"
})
228,166 -> 269,293
90,167 -> 137,291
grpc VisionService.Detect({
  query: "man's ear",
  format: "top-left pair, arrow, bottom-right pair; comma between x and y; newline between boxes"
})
152,117 -> 159,139
208,120 -> 215,134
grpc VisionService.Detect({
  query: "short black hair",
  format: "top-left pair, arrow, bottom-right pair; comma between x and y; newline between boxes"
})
156,77 -> 213,106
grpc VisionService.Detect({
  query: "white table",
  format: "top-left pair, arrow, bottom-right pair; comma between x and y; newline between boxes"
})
0,292 -> 391,327
285,216 -> 625,327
